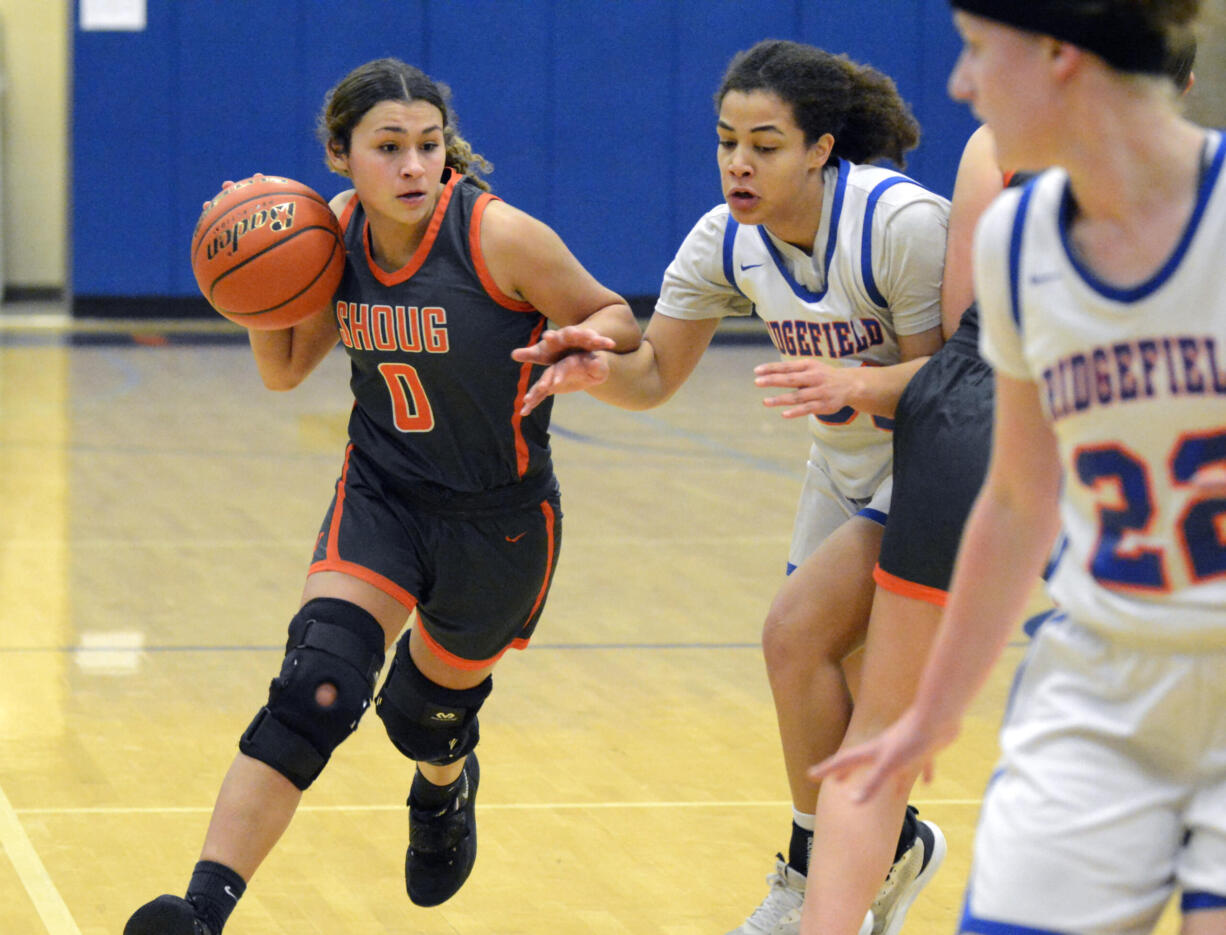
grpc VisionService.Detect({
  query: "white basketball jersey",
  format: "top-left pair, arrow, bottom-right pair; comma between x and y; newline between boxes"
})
658,159 -> 947,497
977,131 -> 1226,650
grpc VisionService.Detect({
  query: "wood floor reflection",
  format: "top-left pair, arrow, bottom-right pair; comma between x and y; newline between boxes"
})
2,313 -> 1164,935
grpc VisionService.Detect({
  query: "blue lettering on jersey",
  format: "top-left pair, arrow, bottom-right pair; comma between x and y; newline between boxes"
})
1041,334 -> 1226,421
765,316 -> 886,359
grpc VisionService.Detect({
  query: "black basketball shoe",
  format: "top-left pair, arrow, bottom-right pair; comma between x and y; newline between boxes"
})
405,753 -> 480,906
124,895 -> 213,935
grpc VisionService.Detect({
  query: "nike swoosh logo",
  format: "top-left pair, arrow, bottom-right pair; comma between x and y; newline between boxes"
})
740,263 -> 763,271
1029,271 -> 1062,285
224,885 -> 239,902
505,532 -> 526,543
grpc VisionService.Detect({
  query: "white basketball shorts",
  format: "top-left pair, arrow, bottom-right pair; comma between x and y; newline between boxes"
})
788,441 -> 891,572
963,613 -> 1226,935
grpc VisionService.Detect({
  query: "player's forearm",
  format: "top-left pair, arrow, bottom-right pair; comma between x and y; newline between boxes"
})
575,302 -> 643,355
845,356 -> 930,418
247,317 -> 337,391
248,329 -> 299,390
584,340 -> 676,410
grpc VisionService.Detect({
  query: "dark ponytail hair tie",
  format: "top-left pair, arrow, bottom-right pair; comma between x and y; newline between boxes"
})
950,0 -> 1172,74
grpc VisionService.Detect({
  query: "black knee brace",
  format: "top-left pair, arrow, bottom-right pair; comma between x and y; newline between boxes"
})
239,598 -> 386,790
375,636 -> 492,765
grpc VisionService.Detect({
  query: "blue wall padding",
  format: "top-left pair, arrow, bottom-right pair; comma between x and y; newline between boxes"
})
72,0 -> 978,301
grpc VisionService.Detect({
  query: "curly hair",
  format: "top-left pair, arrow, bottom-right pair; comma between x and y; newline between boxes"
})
316,58 -> 493,191
715,40 -> 920,168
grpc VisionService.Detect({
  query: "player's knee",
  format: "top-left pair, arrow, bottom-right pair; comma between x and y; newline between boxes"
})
239,598 -> 386,790
760,609 -> 788,668
375,637 -> 492,765
315,682 -> 339,707
763,593 -> 856,680
761,607 -> 808,678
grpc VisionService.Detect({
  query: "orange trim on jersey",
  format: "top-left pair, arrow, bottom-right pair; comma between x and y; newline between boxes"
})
308,557 -> 420,613
524,498 -> 557,622
873,564 -> 948,607
418,497 -> 556,670
312,444 -> 420,612
337,193 -> 359,234
512,317 -> 547,476
418,624 -> 516,670
322,443 -> 355,560
469,194 -> 536,312
362,169 -> 461,287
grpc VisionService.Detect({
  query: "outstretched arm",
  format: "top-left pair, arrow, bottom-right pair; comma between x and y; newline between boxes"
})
478,199 -> 652,413
514,310 -> 721,414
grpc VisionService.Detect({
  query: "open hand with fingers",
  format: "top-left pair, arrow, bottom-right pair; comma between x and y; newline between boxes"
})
754,358 -> 863,419
200,180 -> 236,211
511,326 -> 617,415
807,705 -> 960,803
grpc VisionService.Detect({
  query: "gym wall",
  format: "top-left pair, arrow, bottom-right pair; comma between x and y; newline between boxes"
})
68,0 -> 978,318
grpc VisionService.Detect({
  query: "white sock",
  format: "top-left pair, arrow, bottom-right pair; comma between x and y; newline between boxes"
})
792,808 -> 815,832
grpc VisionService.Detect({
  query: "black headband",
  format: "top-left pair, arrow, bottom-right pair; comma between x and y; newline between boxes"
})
950,0 -> 1171,74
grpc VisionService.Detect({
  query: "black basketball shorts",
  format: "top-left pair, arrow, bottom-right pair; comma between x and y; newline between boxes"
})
875,345 -> 993,604
310,444 -> 563,667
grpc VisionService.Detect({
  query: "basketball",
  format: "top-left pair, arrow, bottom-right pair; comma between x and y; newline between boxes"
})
190,173 -> 346,330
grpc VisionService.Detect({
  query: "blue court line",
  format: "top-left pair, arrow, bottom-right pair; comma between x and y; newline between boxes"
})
0,323 -> 771,349
0,440 -> 339,461
1,642 -> 761,654
550,422 -> 741,458
553,415 -> 803,479
3,428 -> 792,469
7,329 -> 796,475
5,414 -> 797,474
0,639 -> 1032,654
93,347 -> 144,399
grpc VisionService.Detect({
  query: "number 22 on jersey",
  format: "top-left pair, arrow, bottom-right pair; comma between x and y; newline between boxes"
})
1077,429 -> 1226,591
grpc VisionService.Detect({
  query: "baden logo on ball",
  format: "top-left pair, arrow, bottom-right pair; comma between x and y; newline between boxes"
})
191,173 -> 346,330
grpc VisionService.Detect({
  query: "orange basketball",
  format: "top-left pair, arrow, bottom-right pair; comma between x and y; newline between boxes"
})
190,173 -> 346,330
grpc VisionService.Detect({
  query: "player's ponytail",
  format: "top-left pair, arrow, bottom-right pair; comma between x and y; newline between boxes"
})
716,39 -> 920,169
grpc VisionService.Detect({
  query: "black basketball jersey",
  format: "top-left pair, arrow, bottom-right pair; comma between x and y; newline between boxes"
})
333,170 -> 554,495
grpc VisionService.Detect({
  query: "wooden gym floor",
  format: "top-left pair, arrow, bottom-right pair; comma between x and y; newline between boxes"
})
0,307 -> 1172,935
